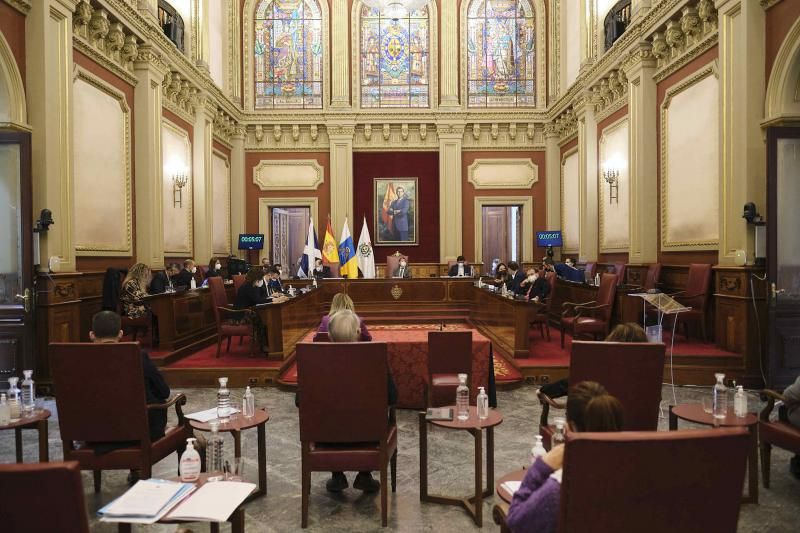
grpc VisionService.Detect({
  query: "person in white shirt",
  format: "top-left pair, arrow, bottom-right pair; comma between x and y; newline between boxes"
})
392,258 -> 412,278
447,256 -> 473,277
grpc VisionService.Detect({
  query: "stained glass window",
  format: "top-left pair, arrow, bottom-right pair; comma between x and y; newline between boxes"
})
360,6 -> 430,108
467,0 -> 536,107
254,0 -> 323,109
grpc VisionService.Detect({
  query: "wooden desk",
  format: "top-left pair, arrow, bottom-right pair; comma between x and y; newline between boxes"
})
255,288 -> 326,360
144,288 -> 217,352
470,287 -> 540,359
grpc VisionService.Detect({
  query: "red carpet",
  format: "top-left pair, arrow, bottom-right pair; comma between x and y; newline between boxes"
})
166,342 -> 283,369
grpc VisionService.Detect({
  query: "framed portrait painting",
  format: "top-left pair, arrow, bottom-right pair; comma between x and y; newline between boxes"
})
374,177 -> 418,246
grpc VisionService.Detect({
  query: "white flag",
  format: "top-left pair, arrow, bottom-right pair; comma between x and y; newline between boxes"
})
297,218 -> 321,278
357,216 -> 376,279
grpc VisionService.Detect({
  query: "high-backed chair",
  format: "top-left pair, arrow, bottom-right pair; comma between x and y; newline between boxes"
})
447,260 -> 474,277
425,331 -> 473,407
560,273 -> 618,347
671,263 -> 712,341
326,262 -> 341,277
311,331 -> 329,342
208,276 -> 254,358
583,262 -> 597,280
759,389 -> 800,488
0,461 -> 90,532
232,273 -> 246,293
530,272 -> 557,341
614,262 -> 627,285
50,342 -> 192,491
385,252 -> 409,279
297,342 -> 397,528
495,428 -> 750,533
643,263 -> 662,291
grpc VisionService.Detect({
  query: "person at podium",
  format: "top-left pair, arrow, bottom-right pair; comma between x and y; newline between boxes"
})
312,258 -> 332,279
448,256 -> 473,277
391,257 -> 412,278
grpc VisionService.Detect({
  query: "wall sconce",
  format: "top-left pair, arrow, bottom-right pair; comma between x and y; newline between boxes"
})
172,167 -> 189,208
602,155 -> 623,204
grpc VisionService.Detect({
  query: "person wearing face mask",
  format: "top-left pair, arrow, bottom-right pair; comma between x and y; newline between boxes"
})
312,258 -> 332,279
520,268 -> 550,302
234,268 -> 287,309
492,262 -> 509,287
265,267 -> 284,295
506,261 -> 526,294
206,257 -> 223,279
173,259 -> 198,290
149,263 -> 181,294
447,255 -> 473,277
391,257 -> 412,278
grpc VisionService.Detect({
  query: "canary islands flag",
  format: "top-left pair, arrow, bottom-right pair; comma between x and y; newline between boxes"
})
321,216 -> 339,265
338,218 -> 358,278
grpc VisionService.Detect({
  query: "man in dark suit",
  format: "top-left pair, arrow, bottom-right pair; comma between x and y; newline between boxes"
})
391,257 -> 412,278
149,263 -> 181,294
388,186 -> 411,241
447,255 -> 473,277
312,258 -> 332,279
506,261 -> 526,294
520,268 -> 550,302
173,259 -> 198,289
266,267 -> 284,294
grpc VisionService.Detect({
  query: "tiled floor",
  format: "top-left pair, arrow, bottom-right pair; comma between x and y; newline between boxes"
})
2,384 -> 798,532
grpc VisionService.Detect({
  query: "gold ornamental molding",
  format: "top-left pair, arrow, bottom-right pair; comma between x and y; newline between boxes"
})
473,195 -> 534,264
72,2 -> 139,86
212,149 -> 232,256
390,285 -> 403,300
560,146 -> 580,255
253,159 -> 325,191
598,116 -> 630,253
257,197 -> 320,264
162,117 -> 195,256
760,0 -> 782,9
1,0 -> 31,15
467,158 -> 539,190
0,26 -> 27,128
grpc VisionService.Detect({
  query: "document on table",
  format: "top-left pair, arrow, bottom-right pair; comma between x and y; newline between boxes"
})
167,481 -> 256,522
98,479 -> 195,524
501,481 -> 522,495
186,407 -> 240,422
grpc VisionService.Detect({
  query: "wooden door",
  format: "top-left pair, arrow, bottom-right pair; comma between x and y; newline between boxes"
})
286,207 -> 310,276
0,131 -> 34,382
483,206 -> 510,273
271,208 -> 289,269
767,127 -> 800,388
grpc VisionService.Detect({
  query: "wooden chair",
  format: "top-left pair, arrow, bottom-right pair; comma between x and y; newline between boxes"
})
385,252 -> 409,279
643,263 -> 662,291
671,263 -> 712,342
326,262 -> 341,277
49,342 -> 192,491
0,461 -> 90,532
614,262 -> 627,285
296,342 -> 397,528
311,331 -> 329,342
560,273 -> 618,347
530,272 -> 557,341
538,341 -> 665,446
583,262 -> 597,280
494,428 -> 749,533
425,331 -> 473,407
208,276 -> 254,358
232,273 -> 246,293
759,388 -> 800,488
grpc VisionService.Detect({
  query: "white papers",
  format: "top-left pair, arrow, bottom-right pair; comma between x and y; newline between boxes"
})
167,481 -> 256,522
501,481 -> 522,495
98,479 -> 194,524
186,407 -> 240,422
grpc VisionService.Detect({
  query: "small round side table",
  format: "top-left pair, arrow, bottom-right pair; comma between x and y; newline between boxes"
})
0,409 -> 50,463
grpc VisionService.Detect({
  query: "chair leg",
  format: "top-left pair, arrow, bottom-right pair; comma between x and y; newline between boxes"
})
380,463 -> 388,527
216,337 -> 223,358
391,449 -> 397,492
539,323 -> 545,339
301,462 -> 310,528
701,318 -> 708,343
545,323 -> 551,342
141,463 -> 152,480
761,441 -> 772,489
93,470 -> 101,493
560,324 -> 565,348
226,337 -> 232,352
239,336 -> 243,345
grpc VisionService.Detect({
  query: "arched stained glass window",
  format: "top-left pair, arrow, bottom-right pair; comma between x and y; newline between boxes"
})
254,0 -> 323,109
360,5 -> 430,108
467,0 -> 536,107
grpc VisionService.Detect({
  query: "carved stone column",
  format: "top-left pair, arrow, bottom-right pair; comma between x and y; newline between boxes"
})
192,97 -> 215,263
580,0 -> 594,69
230,127 -> 247,258
575,96 -> 598,263
328,125 -> 355,234
330,0 -> 350,108
439,0 -> 459,107
715,0 -> 766,265
133,46 -> 169,268
623,44 -> 658,265
437,124 -> 464,262
26,0 -> 79,272
194,0 -> 210,73
545,125 -> 562,259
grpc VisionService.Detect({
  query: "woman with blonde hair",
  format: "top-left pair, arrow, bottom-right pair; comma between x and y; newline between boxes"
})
121,263 -> 151,319
316,293 -> 372,341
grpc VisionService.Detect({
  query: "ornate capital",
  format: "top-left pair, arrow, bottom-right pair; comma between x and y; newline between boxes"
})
134,45 -> 169,75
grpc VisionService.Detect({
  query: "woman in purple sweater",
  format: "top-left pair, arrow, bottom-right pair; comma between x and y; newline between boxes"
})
506,381 -> 623,533
317,293 -> 372,341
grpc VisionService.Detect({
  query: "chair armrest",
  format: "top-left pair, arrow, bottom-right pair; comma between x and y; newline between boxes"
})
218,306 -> 249,319
148,393 -> 187,425
389,405 -> 397,426
537,390 -> 566,426
574,303 -> 610,318
561,300 -> 596,317
759,389 -> 785,421
493,502 -> 511,531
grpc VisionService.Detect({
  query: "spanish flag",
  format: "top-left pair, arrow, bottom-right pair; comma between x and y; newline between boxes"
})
321,215 -> 339,265
338,217 -> 358,279
381,183 -> 397,234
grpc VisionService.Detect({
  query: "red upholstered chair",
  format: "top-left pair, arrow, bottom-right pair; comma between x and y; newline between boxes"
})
759,389 -> 800,488
425,330 -> 473,407
643,263 -> 662,291
311,331 -> 329,342
671,263 -> 712,341
0,461 -> 90,532
326,262 -> 341,277
530,272 -> 557,341
583,262 -> 597,280
297,342 -> 397,528
49,342 -> 192,491
560,273 -> 618,347
232,273 -> 246,293
385,252 -> 409,278
494,428 -> 750,533
614,262 -> 627,285
538,341 -> 665,446
208,276 -> 254,358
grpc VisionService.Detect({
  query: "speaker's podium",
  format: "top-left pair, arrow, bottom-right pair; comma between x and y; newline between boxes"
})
631,292 -> 691,343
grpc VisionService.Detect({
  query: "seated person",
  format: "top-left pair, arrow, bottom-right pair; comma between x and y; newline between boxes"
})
205,257 -> 223,279
490,262 -> 509,288
309,309 -> 397,494
234,268 -> 287,309
317,293 -> 372,341
173,259 -> 198,289
266,267 -> 284,294
89,310 -> 170,442
261,257 -> 271,273
783,375 -> 800,479
507,381 -> 623,533
312,258 -> 332,279
538,323 -> 647,400
489,258 -> 501,276
554,257 -> 583,283
520,268 -> 550,302
274,263 -> 286,280
149,263 -> 181,294
448,256 -> 473,277
506,261 -> 525,294
121,263 -> 151,319
391,257 -> 412,279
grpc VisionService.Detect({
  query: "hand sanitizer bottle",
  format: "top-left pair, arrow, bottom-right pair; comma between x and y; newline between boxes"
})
243,386 -> 255,418
734,385 -> 747,418
477,387 -> 489,419
0,394 -> 10,425
529,435 -> 546,465
180,438 -> 201,482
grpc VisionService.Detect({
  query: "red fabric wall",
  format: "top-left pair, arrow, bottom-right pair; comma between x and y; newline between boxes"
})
353,152 -> 440,262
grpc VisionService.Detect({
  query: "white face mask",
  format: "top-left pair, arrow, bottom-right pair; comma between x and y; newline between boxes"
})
256,280 -> 264,287
190,267 -> 197,274
400,261 -> 407,267
316,265 -> 323,271
458,262 -> 465,266
528,275 -> 536,282
215,263 -> 221,270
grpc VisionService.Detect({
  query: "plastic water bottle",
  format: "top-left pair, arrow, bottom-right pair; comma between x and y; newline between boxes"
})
7,377 -> 21,419
456,373 -> 470,421
0,394 -> 10,425
180,438 -> 201,482
243,386 -> 255,418
713,373 -> 728,420
477,386 -> 489,420
21,370 -> 35,417
552,418 -> 566,447
206,422 -> 225,477
734,385 -> 747,418
529,435 -> 546,465
594,273 -> 600,285
217,377 -> 231,423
